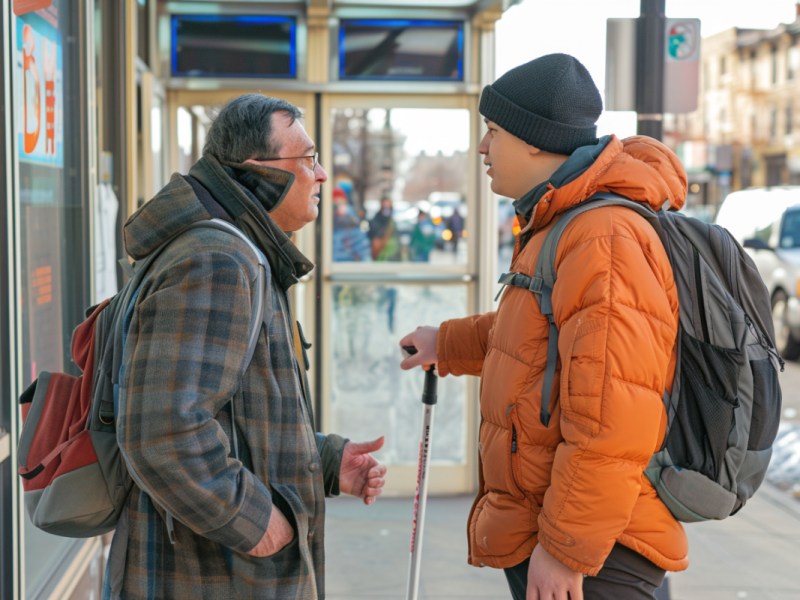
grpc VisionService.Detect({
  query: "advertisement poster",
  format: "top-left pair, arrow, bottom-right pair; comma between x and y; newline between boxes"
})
15,10 -> 63,167
13,0 -> 53,15
14,2 -> 68,379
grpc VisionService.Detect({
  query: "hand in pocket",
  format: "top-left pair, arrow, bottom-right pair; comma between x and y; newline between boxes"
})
247,506 -> 295,557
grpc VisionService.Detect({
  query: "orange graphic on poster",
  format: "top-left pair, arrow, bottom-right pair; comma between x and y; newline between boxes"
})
13,0 -> 52,16
44,37 -> 56,155
23,24 -> 40,154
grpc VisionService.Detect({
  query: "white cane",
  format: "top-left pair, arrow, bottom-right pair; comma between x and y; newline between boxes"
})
404,346 -> 438,600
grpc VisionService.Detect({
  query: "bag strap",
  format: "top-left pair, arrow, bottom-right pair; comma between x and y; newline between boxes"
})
496,193 -> 660,426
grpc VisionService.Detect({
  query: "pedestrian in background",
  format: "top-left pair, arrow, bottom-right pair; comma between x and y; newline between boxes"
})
410,209 -> 437,262
447,206 -> 464,253
333,186 -> 371,262
368,194 -> 401,261
399,54 -> 686,599
107,93 -> 387,599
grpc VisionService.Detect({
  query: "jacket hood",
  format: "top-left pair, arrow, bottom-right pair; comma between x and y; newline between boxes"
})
522,134 -> 687,233
124,175 -> 210,260
124,155 -> 314,289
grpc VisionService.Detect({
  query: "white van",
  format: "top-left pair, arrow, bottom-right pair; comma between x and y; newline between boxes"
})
715,186 -> 800,359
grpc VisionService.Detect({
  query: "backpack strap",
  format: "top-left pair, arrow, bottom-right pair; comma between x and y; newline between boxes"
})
496,193 -> 662,426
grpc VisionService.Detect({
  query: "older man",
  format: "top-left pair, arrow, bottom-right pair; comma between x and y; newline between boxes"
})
106,94 -> 386,599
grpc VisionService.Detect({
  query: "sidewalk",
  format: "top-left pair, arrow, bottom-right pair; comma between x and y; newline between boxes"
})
325,483 -> 800,599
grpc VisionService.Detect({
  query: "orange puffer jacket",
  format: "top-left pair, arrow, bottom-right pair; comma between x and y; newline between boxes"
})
437,135 -> 689,576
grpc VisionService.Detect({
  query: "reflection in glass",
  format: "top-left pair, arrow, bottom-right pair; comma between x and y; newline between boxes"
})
329,283 -> 467,465
339,19 -> 464,81
497,196 -> 519,269
331,107 -> 469,265
333,187 -> 372,261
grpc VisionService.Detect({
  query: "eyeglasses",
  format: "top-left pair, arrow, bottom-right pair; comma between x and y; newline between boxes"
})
252,151 -> 318,170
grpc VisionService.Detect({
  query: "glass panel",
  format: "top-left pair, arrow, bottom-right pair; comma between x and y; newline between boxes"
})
171,15 -> 297,78
331,107 -> 469,265
151,95 -> 165,190
497,196 -> 518,269
14,1 -> 91,593
329,283 -> 468,464
177,106 -> 193,174
338,19 -> 464,82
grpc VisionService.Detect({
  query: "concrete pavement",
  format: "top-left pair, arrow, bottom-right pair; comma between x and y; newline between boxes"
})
325,483 -> 800,599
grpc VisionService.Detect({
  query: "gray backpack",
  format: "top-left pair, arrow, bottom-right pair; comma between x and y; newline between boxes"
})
497,192 -> 784,522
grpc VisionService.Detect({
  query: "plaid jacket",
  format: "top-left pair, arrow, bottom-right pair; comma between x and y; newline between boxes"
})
105,158 -> 346,599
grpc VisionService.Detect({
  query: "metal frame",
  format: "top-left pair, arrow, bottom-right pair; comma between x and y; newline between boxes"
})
5,5 -> 22,599
1,1 -> 16,595
157,2 -> 309,88
318,92 -> 483,495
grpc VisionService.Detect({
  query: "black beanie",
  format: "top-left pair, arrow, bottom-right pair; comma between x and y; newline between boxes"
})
479,53 -> 602,155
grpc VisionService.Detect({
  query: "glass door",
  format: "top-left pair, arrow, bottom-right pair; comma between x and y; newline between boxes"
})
320,94 -> 479,495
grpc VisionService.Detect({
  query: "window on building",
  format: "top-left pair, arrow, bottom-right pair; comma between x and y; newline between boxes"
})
787,104 -> 794,137
788,45 -> 800,80
772,46 -> 779,84
770,107 -> 779,143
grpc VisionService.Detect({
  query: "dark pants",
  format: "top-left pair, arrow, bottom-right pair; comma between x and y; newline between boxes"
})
504,543 -> 666,600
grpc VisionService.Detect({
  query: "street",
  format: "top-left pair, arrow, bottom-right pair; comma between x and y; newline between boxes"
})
778,357 -> 800,424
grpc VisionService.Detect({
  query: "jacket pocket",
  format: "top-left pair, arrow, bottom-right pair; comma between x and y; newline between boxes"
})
668,333 -> 740,481
748,355 -> 781,451
264,486 -> 300,558
560,317 -> 604,434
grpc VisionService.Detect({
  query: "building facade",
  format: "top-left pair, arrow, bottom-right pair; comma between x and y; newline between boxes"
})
667,5 -> 800,213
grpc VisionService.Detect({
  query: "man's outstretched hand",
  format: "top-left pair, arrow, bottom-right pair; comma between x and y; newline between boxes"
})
339,436 -> 387,505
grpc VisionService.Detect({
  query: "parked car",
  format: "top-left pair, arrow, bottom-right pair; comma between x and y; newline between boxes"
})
715,187 -> 800,359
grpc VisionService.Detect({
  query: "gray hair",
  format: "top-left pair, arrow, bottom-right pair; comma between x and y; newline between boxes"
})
202,93 -> 303,163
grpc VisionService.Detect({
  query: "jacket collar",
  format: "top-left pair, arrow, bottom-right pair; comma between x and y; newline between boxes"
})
514,136 -> 612,233
124,155 -> 313,292
188,155 -> 314,290
514,134 -> 687,238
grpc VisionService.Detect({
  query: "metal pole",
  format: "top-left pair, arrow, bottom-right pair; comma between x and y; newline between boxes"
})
636,0 -> 666,139
406,367 -> 438,600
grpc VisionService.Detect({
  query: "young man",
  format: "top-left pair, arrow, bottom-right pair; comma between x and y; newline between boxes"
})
107,94 -> 386,599
399,53 -> 688,599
